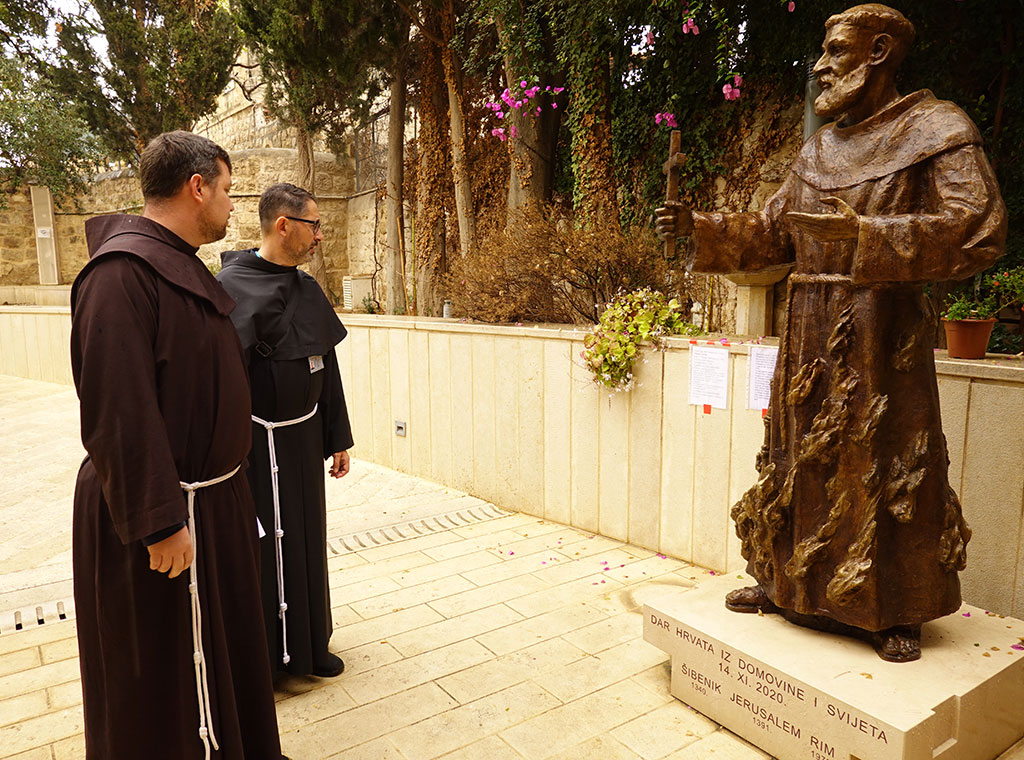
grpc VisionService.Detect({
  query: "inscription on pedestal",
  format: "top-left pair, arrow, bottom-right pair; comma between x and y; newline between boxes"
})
649,612 -> 908,760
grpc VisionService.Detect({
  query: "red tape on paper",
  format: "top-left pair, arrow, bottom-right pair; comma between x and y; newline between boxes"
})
703,404 -> 711,415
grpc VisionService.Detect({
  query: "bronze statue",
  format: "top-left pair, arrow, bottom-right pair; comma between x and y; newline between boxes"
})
656,4 -> 1007,662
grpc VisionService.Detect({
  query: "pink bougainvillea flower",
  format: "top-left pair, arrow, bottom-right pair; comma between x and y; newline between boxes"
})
723,83 -> 733,97
665,113 -> 677,127
509,125 -> 519,138
520,80 -> 528,88
535,106 -> 542,115
551,102 -> 558,109
655,112 -> 664,125
646,30 -> 655,46
553,86 -> 565,94
734,74 -> 743,87
788,1 -> 795,11
1012,644 -> 1024,651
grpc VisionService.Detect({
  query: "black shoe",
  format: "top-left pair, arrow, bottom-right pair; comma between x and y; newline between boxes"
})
312,652 -> 345,678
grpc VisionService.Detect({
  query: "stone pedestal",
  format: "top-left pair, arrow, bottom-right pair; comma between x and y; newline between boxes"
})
725,268 -> 791,337
644,574 -> 1024,760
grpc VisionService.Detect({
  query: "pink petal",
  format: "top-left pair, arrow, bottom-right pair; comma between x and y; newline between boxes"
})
788,1 -> 795,11
734,74 -> 743,87
520,80 -> 528,88
551,102 -> 558,109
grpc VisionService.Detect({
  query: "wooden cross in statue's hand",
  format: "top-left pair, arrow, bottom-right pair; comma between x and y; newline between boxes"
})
661,130 -> 687,257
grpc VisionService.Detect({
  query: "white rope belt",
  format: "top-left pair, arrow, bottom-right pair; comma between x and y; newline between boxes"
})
251,403 -> 318,666
179,463 -> 242,760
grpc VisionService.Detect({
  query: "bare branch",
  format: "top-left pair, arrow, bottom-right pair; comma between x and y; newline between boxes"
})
394,0 -> 444,46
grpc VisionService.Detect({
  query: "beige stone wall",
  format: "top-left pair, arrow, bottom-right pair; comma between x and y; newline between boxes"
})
53,170 -> 142,284
46,149 -> 357,299
0,188 -> 37,286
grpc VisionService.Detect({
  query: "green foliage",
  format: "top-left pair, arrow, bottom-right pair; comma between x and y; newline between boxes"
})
232,0 -> 395,149
0,55 -> 100,206
582,287 -> 700,390
46,0 -> 239,163
943,267 -> 1024,321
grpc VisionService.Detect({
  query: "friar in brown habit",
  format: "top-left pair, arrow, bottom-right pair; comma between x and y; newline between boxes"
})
656,4 -> 1007,662
71,131 -> 286,759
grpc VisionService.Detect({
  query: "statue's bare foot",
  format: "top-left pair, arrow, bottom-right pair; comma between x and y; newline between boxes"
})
725,585 -> 778,614
872,625 -> 921,662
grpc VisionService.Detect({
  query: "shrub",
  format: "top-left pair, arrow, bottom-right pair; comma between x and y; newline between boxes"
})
446,204 -> 694,324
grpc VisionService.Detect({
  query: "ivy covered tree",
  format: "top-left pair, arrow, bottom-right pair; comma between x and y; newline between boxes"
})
47,0 -> 239,163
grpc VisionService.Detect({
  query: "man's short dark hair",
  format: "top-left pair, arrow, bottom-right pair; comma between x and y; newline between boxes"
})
139,131 -> 232,201
826,4 -> 916,69
259,183 -> 318,233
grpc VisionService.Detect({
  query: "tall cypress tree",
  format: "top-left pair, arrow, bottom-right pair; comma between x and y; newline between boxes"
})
47,0 -> 239,162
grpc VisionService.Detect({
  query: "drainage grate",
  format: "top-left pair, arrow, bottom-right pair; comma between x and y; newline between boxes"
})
328,503 -> 510,555
0,600 -> 72,635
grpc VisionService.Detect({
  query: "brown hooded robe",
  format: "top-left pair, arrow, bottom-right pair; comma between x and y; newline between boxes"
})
690,91 -> 1007,632
71,215 -> 282,759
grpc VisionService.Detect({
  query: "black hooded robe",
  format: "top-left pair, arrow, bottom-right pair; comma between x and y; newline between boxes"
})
216,249 -> 353,676
71,215 -> 282,759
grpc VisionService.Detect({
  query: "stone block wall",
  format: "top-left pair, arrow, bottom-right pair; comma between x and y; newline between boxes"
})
0,188 -> 37,286
54,170 -> 142,284
42,149 -> 357,300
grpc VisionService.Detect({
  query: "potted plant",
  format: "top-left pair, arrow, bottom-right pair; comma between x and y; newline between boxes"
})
941,267 -> 1024,359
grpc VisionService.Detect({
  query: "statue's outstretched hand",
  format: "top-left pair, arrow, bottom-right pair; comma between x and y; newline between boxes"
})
655,200 -> 695,240
785,196 -> 858,242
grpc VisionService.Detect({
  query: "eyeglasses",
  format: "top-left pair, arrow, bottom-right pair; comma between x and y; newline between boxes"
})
284,215 -> 321,234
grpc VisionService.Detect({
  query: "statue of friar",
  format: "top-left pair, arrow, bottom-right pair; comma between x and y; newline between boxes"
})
656,4 -> 1007,662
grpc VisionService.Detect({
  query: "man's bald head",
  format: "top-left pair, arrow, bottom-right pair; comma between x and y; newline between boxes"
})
825,4 -> 916,71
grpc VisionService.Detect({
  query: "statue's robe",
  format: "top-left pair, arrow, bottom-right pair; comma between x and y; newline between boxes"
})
217,249 -> 353,675
690,91 -> 1007,631
71,216 -> 282,759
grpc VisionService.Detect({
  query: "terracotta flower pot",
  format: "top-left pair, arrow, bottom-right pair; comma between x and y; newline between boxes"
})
942,318 -> 996,359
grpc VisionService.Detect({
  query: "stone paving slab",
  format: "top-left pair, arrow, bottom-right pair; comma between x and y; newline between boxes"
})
3,373 -> 1024,760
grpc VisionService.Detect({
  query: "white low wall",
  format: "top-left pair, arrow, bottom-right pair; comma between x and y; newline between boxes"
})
4,307 -> 1024,617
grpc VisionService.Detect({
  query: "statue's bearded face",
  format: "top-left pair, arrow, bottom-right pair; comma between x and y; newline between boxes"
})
812,22 -> 875,120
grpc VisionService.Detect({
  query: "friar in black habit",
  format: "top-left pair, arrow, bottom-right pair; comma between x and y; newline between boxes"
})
71,131 -> 287,759
217,182 -> 353,679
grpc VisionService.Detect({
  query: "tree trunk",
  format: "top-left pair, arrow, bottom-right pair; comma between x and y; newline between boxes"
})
495,17 -> 562,216
440,0 -> 475,257
416,5 -> 450,317
297,127 -> 329,292
385,23 -> 410,315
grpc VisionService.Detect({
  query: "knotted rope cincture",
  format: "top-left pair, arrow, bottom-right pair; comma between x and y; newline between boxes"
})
251,403 -> 319,666
179,463 -> 241,760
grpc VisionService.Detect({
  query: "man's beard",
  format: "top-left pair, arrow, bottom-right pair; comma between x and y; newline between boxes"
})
198,208 -> 229,244
814,62 -> 870,120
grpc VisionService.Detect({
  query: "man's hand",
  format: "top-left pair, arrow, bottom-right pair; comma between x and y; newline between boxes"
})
785,196 -> 859,242
655,200 -> 695,240
329,450 -> 350,479
147,526 -> 193,579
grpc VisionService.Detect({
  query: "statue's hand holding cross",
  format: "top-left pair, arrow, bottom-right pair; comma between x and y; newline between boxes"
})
655,130 -> 693,252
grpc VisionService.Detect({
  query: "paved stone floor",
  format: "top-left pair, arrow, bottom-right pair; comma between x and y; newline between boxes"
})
1,374 -> 1023,759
